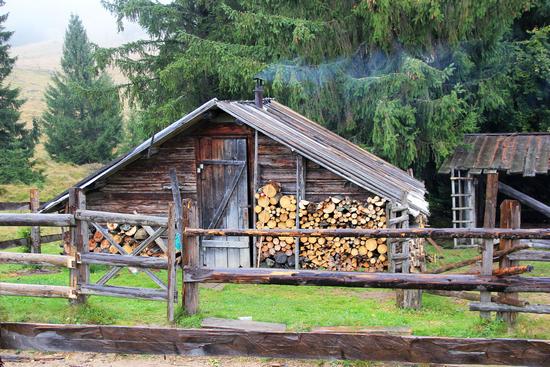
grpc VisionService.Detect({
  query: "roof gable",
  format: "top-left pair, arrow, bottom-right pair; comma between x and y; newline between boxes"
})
42,98 -> 428,215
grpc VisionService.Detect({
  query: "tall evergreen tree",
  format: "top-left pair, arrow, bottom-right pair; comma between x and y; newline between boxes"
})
0,0 -> 41,184
42,15 -> 122,164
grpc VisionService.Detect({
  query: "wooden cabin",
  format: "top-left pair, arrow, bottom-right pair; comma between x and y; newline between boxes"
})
43,96 -> 429,270
439,133 -> 550,247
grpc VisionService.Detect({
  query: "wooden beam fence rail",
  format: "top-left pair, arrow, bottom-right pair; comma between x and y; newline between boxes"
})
0,252 -> 74,268
1,323 -> 550,366
80,284 -> 169,301
0,213 -> 74,227
470,301 -> 550,314
182,267 -> 550,293
0,233 -> 62,250
183,227 -> 550,239
80,253 -> 168,269
508,250 -> 550,262
75,209 -> 167,227
0,283 -> 75,299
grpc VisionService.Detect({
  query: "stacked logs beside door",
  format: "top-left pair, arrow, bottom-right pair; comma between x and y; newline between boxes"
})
255,181 -> 391,271
255,182 -> 298,268
299,196 -> 389,271
87,224 -> 165,257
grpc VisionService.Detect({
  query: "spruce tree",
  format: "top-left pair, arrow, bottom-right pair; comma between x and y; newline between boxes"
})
100,0 -> 548,174
0,0 -> 41,184
42,15 -> 122,164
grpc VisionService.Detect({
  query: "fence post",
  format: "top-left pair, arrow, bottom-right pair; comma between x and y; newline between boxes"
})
68,188 -> 88,304
167,203 -> 177,323
29,188 -> 41,253
480,172 -> 498,319
497,200 -> 521,326
182,199 -> 199,315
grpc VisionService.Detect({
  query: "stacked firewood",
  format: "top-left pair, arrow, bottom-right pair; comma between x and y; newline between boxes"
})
299,196 -> 389,272
87,223 -> 164,257
255,182 -> 298,268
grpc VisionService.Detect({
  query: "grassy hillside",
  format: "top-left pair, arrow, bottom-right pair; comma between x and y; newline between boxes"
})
0,41 -> 119,202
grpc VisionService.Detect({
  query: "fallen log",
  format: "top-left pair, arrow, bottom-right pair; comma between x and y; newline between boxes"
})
428,244 -> 529,274
1,322 -> 550,366
470,302 -> 550,315
185,227 -> 550,240
183,267 -> 550,292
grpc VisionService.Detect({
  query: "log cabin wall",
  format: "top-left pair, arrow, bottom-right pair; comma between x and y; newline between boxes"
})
87,116 -> 376,216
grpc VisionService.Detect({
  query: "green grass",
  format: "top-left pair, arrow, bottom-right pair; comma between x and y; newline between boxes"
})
1,242 -> 549,339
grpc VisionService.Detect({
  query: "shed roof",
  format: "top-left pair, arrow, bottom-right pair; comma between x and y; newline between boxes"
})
439,133 -> 550,176
42,99 -> 428,215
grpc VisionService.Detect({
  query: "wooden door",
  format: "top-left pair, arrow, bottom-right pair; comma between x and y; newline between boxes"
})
197,137 -> 250,268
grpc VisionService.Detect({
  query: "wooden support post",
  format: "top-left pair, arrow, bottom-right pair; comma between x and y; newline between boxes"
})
480,172 -> 498,319
29,189 -> 40,253
69,188 -> 88,304
252,130 -> 259,267
497,199 -> 521,326
182,199 -> 200,315
167,203 -> 177,323
294,154 -> 305,270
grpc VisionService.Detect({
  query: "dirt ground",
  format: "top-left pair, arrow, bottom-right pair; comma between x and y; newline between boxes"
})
0,351 -> 394,367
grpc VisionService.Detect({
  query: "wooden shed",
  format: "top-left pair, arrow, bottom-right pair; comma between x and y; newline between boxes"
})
439,133 -> 550,246
43,95 -> 428,269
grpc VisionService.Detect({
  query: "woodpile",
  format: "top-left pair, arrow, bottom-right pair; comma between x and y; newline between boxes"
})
87,223 -> 164,257
299,196 -> 389,272
255,182 -> 298,268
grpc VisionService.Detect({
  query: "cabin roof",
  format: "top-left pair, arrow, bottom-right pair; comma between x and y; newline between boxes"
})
42,99 -> 428,215
439,133 -> 550,176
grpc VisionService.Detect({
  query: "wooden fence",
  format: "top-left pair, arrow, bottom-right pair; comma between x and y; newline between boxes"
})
0,188 -> 178,321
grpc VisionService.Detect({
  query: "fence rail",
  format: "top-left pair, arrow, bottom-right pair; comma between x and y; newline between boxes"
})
1,322 -> 549,366
0,252 -> 73,267
0,213 -> 74,226
0,233 -> 62,250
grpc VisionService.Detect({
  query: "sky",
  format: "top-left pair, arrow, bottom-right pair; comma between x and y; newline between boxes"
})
3,0 -> 148,47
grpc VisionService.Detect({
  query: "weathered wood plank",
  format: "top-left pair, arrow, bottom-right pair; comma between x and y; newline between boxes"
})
310,326 -> 412,336
29,189 -> 41,253
0,283 -> 74,298
0,234 -> 62,250
470,302 -> 550,314
481,172 -> 498,319
80,253 -> 168,269
183,267 -> 550,292
0,252 -> 72,267
75,209 -> 167,227
183,199 -> 200,315
184,227 -> 550,240
1,322 -> 550,366
80,285 -> 167,301
0,213 -> 74,227
201,317 -> 286,332
167,203 -> 177,323
508,250 -> 550,262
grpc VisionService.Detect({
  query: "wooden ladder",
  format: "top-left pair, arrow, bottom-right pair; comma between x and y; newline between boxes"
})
451,169 -> 476,248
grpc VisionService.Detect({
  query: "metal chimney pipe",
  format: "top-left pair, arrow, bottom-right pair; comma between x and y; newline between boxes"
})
254,77 -> 264,108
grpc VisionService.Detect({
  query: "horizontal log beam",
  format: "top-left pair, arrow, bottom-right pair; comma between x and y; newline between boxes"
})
80,284 -> 167,301
0,283 -> 75,298
0,252 -> 73,267
75,210 -> 167,227
426,290 -> 528,307
184,227 -> 550,240
498,182 -> 550,218
0,214 -> 74,227
183,267 -> 550,293
1,322 -> 549,366
0,234 -> 62,250
80,253 -> 168,269
470,302 -> 550,314
508,250 -> 550,262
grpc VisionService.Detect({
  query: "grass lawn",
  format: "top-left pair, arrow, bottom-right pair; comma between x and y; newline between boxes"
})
1,242 -> 549,339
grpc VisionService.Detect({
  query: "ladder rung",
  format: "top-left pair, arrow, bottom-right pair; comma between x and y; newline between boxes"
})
453,207 -> 474,210
452,220 -> 474,223
450,177 -> 474,181
451,194 -> 471,197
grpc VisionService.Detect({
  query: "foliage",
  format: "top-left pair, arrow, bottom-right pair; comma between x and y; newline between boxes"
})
41,15 -> 123,165
0,0 -> 42,184
99,0 -> 549,221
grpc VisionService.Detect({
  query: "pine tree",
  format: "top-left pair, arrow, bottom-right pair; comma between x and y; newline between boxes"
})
42,14 -> 122,164
0,0 -> 41,184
